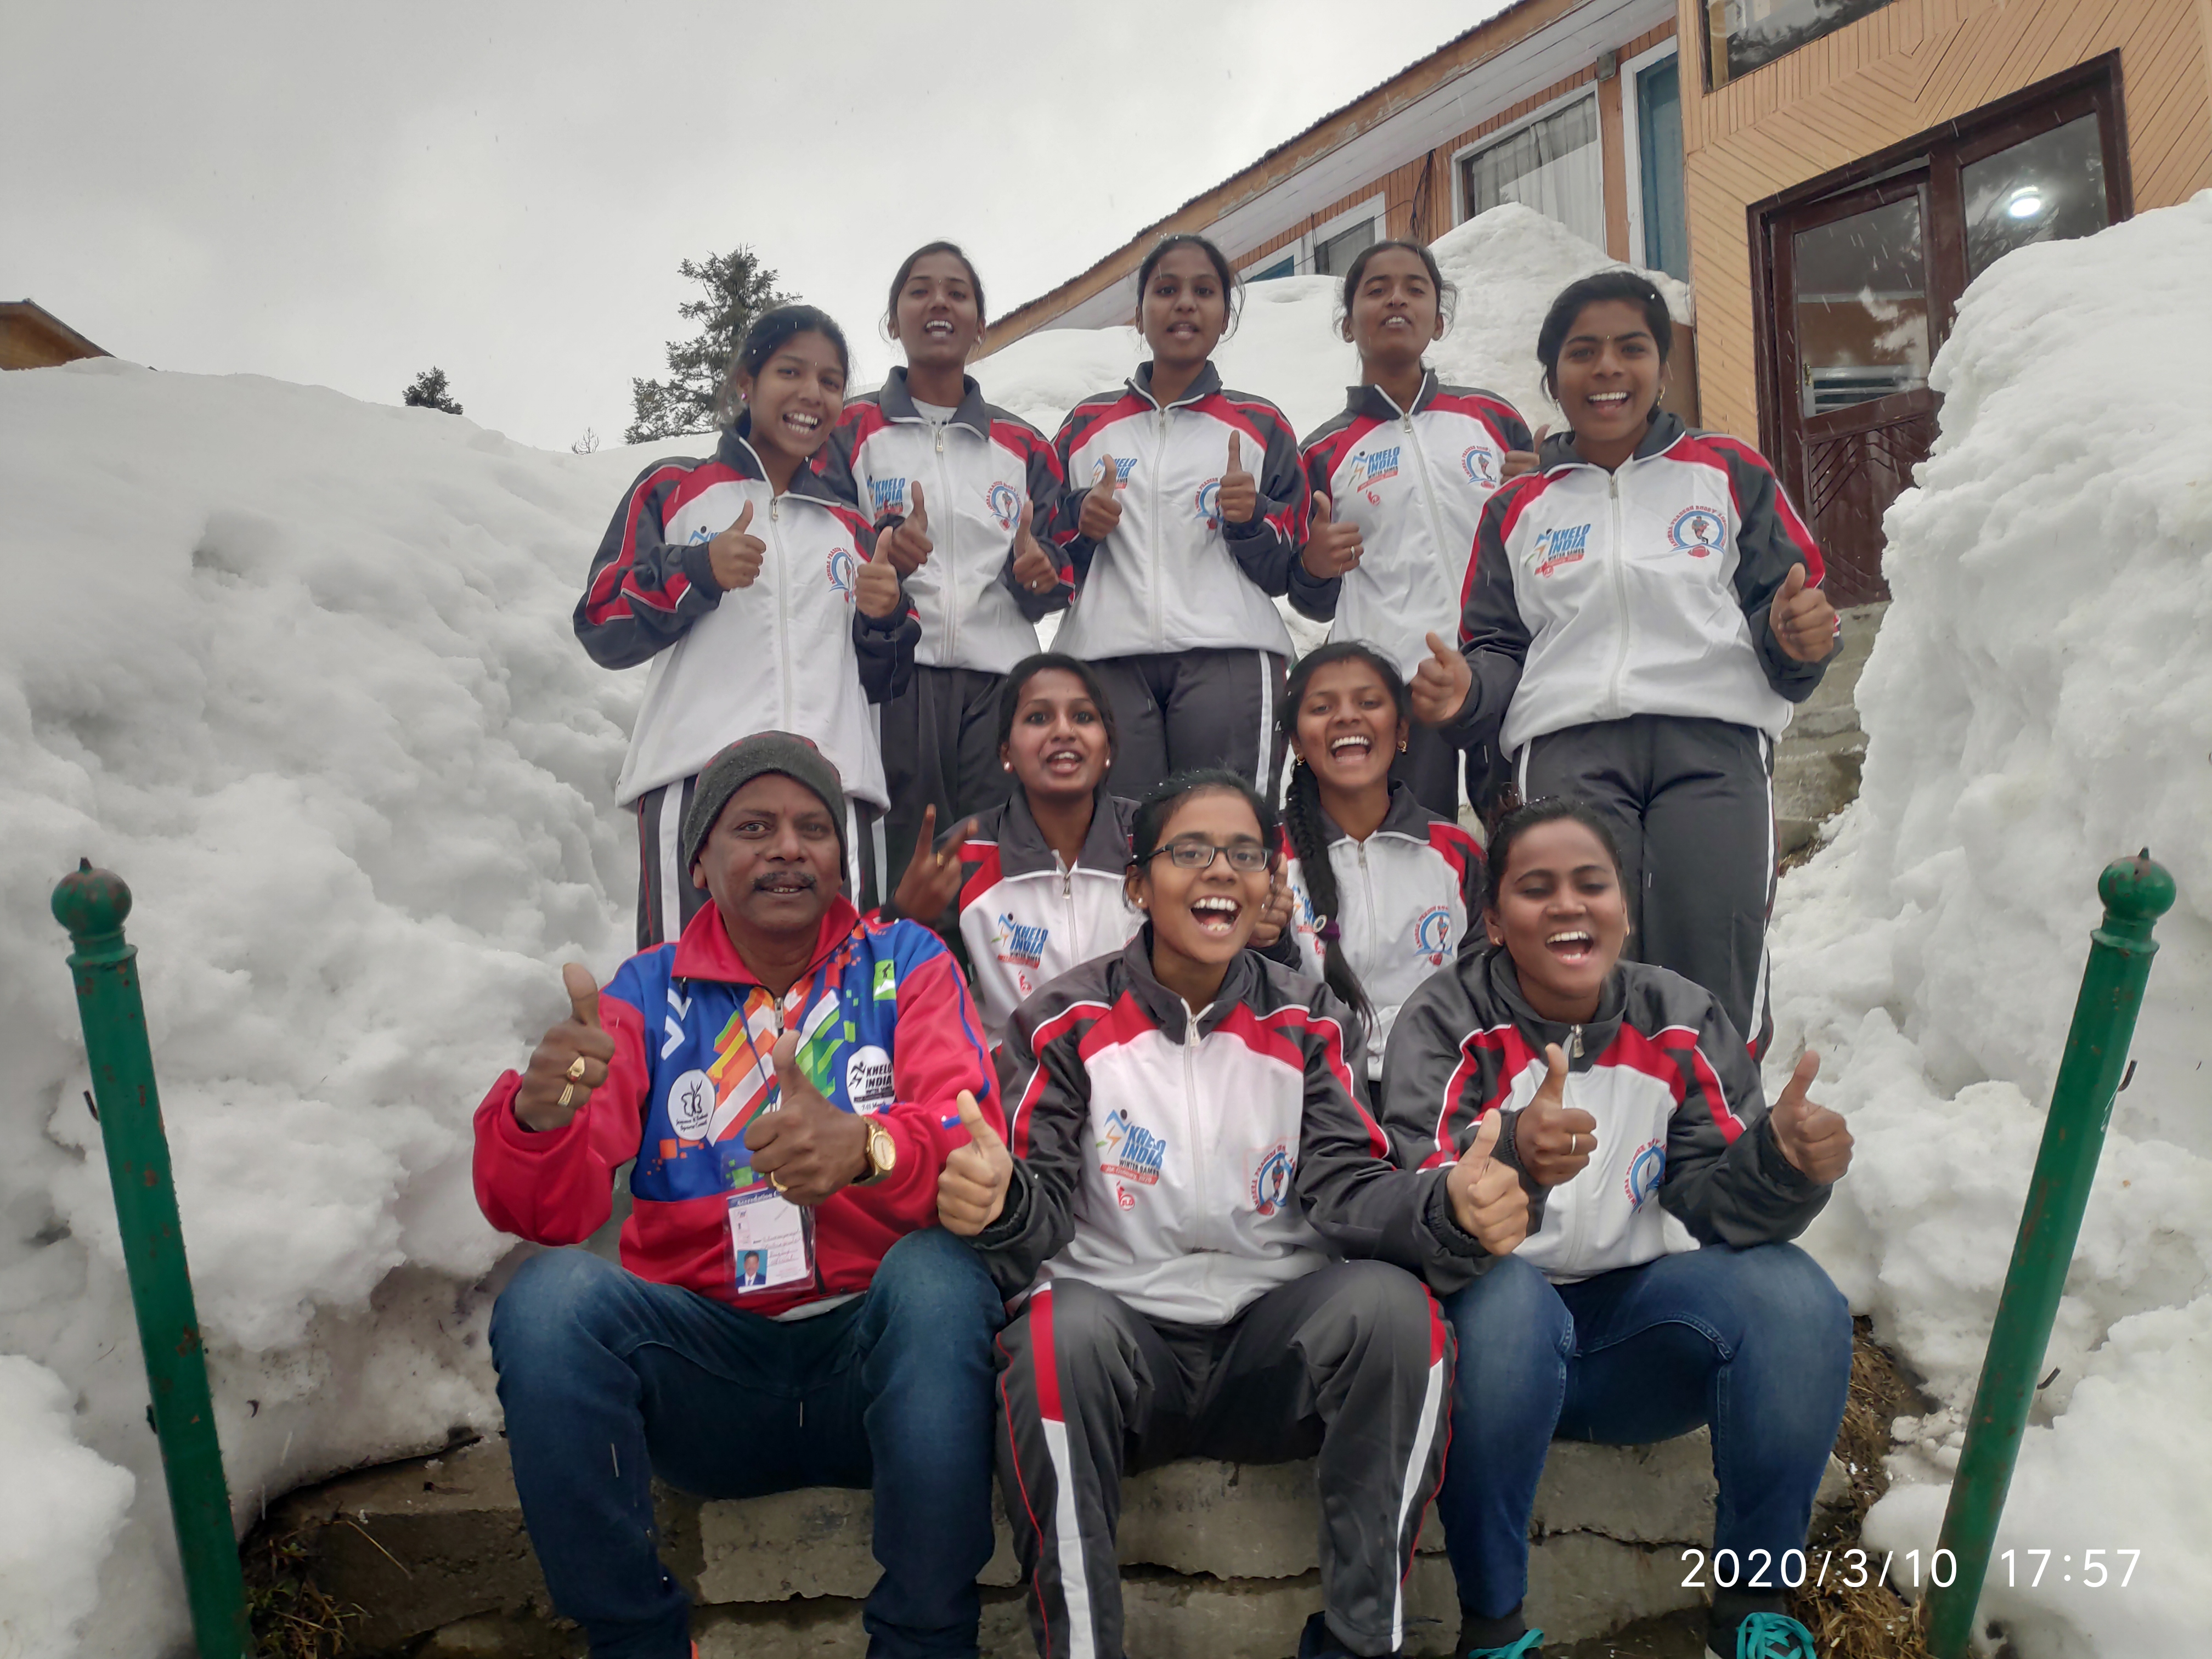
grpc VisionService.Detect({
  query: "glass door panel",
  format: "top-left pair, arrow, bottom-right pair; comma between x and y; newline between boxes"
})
1637,57 -> 1689,280
1791,194 -> 1932,417
1962,114 -> 2111,278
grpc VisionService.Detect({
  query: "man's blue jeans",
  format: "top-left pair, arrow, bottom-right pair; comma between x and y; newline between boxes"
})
1436,1244 -> 1852,1620
489,1229 -> 1005,1659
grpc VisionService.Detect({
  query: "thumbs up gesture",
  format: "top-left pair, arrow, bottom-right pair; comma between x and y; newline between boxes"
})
1502,424 -> 1550,481
1300,493 -> 1364,580
876,480 -> 933,576
744,1032 -> 873,1205
1769,564 -> 1838,663
1408,630 -> 1474,727
1768,1050 -> 1853,1183
1515,1043 -> 1599,1187
1009,515 -> 1059,595
1445,1111 -> 1528,1256
1079,455 -> 1124,540
709,500 -> 766,591
936,1089 -> 1013,1235
1216,432 -> 1259,527
854,525 -> 904,620
514,963 -> 618,1132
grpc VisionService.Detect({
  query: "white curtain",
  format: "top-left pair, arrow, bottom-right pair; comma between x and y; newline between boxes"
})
1463,97 -> 1605,250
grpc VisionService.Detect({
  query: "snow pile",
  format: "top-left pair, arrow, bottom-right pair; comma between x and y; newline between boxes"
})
1768,191 -> 2212,1654
0,1357 -> 136,1658
975,202 -> 1691,442
0,360 -> 647,1656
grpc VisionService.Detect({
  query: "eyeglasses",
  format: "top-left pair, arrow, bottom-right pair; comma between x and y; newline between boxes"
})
1145,839 -> 1274,873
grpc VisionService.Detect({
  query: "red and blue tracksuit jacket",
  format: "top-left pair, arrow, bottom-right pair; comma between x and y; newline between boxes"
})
473,896 -> 998,1317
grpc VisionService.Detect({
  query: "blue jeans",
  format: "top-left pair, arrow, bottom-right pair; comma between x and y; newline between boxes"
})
1436,1244 -> 1851,1620
489,1229 -> 1006,1659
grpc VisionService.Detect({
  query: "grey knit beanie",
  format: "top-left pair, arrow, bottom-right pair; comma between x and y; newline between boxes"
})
681,732 -> 849,872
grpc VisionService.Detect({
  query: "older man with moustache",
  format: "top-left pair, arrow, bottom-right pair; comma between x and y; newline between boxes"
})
474,731 -> 1005,1659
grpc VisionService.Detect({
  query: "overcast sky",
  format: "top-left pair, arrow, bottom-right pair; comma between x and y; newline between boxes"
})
4,0 -> 1509,453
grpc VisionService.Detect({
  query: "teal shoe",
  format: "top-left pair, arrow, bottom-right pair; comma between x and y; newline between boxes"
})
1709,1610 -> 1818,1657
1467,1632 -> 1544,1658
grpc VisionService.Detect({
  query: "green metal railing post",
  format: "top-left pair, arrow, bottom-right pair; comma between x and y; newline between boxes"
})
51,861 -> 252,1659
1924,850 -> 2175,1657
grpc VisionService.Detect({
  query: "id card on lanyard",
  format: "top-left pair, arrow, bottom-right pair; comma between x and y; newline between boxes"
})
723,981 -> 837,1296
727,1182 -> 816,1294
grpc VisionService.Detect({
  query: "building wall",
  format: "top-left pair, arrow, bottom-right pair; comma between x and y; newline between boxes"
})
1229,18 -> 1678,276
1679,0 -> 2212,441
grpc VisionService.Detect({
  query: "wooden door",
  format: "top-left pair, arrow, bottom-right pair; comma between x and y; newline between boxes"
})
1754,60 -> 2129,605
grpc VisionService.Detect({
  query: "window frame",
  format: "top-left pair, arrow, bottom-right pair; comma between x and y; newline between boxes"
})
1240,192 -> 1386,281
1450,86 -> 1608,247
1618,39 -> 1683,278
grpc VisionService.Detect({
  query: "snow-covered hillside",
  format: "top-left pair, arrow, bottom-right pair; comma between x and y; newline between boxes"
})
1769,191 -> 2212,1656
0,196 -> 2203,1656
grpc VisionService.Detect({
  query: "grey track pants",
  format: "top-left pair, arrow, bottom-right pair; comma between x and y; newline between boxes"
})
1092,648 -> 1286,803
995,1266 -> 1451,1659
1517,713 -> 1778,1057
879,663 -> 1017,889
632,774 -> 885,950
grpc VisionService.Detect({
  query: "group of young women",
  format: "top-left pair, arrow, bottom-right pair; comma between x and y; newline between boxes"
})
574,231 -> 1855,1659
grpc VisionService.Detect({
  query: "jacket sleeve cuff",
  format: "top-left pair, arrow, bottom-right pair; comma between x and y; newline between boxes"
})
1422,1171 -> 1487,1257
680,538 -> 724,600
857,600 -> 910,634
972,1160 -> 1035,1247
1753,1113 -> 1822,1192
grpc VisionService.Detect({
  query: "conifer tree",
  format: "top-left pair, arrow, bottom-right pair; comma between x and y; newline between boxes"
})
627,247 -> 795,444
402,367 -> 463,415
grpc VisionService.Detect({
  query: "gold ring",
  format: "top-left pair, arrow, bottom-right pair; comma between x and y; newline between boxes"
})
769,1173 -> 789,1195
565,1054 -> 588,1081
558,1082 -> 575,1109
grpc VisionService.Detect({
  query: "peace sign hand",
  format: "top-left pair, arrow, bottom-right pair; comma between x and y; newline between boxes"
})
891,805 -> 978,926
1217,432 -> 1258,526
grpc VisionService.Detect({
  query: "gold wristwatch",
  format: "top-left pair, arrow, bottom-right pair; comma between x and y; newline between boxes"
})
858,1119 -> 898,1184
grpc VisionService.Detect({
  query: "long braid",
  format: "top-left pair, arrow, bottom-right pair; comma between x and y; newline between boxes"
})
1284,755 -> 1375,1032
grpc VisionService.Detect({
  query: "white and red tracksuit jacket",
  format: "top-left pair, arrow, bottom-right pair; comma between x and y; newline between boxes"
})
1445,411 -> 1829,757
472,896 -> 998,1317
821,368 -> 1074,673
1296,372 -> 1532,678
971,935 -> 1490,1323
1049,362 -> 1325,659
1379,947 -> 1830,1284
889,787 -> 1143,1043
575,423 -> 918,809
1266,784 -> 1484,1080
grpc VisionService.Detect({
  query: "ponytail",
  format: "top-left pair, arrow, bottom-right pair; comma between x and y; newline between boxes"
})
1282,755 -> 1376,1035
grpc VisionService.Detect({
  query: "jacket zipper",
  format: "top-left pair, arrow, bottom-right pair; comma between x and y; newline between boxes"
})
1057,854 -> 1076,973
935,425 -> 957,664
1603,471 -> 1631,719
1354,840 -> 1380,977
770,494 -> 794,729
1181,1011 -> 1209,1251
1151,406 -> 1170,642
1401,411 -> 1458,598
1560,1024 -> 1588,1265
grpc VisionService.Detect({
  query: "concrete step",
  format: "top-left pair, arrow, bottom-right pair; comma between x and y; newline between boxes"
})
275,1435 -> 1848,1657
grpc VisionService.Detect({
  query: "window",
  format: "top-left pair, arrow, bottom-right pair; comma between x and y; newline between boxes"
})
1961,114 -> 2109,280
1312,217 -> 1377,277
1634,57 -> 1689,280
1705,0 -> 1894,87
1459,96 -> 1604,250
1246,255 -> 1296,282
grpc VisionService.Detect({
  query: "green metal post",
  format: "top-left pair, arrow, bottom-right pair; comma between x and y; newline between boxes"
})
51,861 -> 252,1659
1924,851 -> 2175,1657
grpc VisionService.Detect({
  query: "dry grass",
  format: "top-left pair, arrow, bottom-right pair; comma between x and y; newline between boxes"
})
241,1524 -> 359,1659
1787,1320 -> 1935,1659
